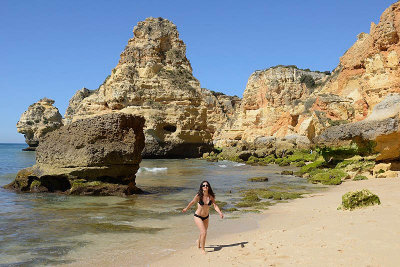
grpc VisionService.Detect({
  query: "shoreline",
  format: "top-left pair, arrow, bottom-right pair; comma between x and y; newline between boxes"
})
151,177 -> 400,266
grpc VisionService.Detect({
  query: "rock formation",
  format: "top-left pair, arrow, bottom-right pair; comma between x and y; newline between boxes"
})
214,2 -> 400,158
214,66 -> 331,149
316,94 -> 400,161
16,2 -> 400,161
64,17 -> 235,158
6,113 -> 145,196
17,98 -> 63,150
320,2 -> 400,120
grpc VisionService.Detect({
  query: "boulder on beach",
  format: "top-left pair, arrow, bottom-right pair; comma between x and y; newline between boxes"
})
338,189 -> 381,210
5,113 -> 146,196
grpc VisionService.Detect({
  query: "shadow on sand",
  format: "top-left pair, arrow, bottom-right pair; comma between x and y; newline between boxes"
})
205,241 -> 248,252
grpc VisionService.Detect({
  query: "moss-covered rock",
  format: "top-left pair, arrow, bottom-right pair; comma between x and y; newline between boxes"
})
248,176 -> 269,182
257,190 -> 303,200
241,191 -> 261,202
281,170 -> 294,175
29,180 -> 48,192
308,169 -> 348,185
353,175 -> 368,181
335,158 -> 375,173
224,207 -> 239,212
6,168 -> 34,191
293,161 -> 306,167
338,189 -> 381,210
278,158 -> 291,166
287,150 -> 318,162
262,155 -> 276,164
246,156 -> 259,164
299,158 -> 326,174
30,180 -> 41,189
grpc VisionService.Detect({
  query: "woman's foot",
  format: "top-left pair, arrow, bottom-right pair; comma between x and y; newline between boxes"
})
201,249 -> 207,255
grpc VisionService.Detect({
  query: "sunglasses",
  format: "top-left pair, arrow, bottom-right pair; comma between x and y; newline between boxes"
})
202,184 -> 209,187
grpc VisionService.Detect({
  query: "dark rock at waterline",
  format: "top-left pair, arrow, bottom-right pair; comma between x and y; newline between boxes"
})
4,113 -> 145,196
22,146 -> 37,151
142,139 -> 212,159
248,176 -> 269,182
281,170 -> 294,175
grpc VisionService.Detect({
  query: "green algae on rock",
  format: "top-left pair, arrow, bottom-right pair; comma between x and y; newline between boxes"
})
308,169 -> 348,185
235,188 -> 303,211
353,175 -> 368,181
248,176 -> 269,182
338,189 -> 381,210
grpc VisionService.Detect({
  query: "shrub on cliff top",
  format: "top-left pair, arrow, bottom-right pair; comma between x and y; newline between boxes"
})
338,189 -> 381,210
300,74 -> 316,89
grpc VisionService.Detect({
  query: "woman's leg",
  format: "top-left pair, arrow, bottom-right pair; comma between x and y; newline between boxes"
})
202,218 -> 209,251
197,234 -> 201,248
194,216 -> 207,254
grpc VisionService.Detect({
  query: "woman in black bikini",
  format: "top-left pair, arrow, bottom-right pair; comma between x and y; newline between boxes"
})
182,181 -> 224,254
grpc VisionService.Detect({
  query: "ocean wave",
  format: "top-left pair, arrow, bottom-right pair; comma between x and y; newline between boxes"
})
138,167 -> 168,173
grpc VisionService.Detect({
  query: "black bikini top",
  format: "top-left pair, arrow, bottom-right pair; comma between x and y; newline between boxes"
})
198,197 -> 212,206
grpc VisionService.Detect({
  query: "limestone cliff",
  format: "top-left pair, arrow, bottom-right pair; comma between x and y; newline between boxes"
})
65,17 -> 232,158
214,66 -> 331,148
215,2 -> 400,157
17,98 -> 63,150
320,2 -> 400,120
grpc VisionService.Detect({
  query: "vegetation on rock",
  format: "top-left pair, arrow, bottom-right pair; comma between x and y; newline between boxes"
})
248,176 -> 269,182
338,189 -> 381,210
353,175 -> 368,181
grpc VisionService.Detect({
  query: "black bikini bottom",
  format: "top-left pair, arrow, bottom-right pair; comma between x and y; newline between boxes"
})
194,213 -> 209,221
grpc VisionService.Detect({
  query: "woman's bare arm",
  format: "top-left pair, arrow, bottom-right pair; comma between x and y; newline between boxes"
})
212,197 -> 224,219
182,195 -> 199,212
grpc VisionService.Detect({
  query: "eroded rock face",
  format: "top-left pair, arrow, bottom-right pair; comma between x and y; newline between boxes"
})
214,66 -> 329,148
64,17 -> 229,158
320,2 -> 400,120
5,113 -> 145,196
316,94 -> 400,161
215,2 -> 400,154
17,98 -> 63,150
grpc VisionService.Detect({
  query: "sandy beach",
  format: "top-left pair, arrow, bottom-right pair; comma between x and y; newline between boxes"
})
153,177 -> 400,267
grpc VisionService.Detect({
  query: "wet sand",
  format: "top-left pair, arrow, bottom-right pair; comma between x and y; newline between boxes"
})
152,177 -> 400,266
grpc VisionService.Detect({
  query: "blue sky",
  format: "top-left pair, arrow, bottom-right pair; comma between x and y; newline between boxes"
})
0,0 -> 396,143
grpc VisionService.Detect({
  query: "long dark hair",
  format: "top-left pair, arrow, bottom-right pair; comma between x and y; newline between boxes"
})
197,180 -> 215,199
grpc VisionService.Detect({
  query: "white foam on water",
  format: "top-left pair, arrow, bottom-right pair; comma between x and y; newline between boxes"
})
234,163 -> 246,166
138,167 -> 168,173
218,164 -> 227,168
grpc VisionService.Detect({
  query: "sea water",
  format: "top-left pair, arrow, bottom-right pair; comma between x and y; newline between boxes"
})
0,144 -> 319,266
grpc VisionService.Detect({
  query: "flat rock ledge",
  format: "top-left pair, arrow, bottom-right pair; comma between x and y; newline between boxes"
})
5,113 -> 146,196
